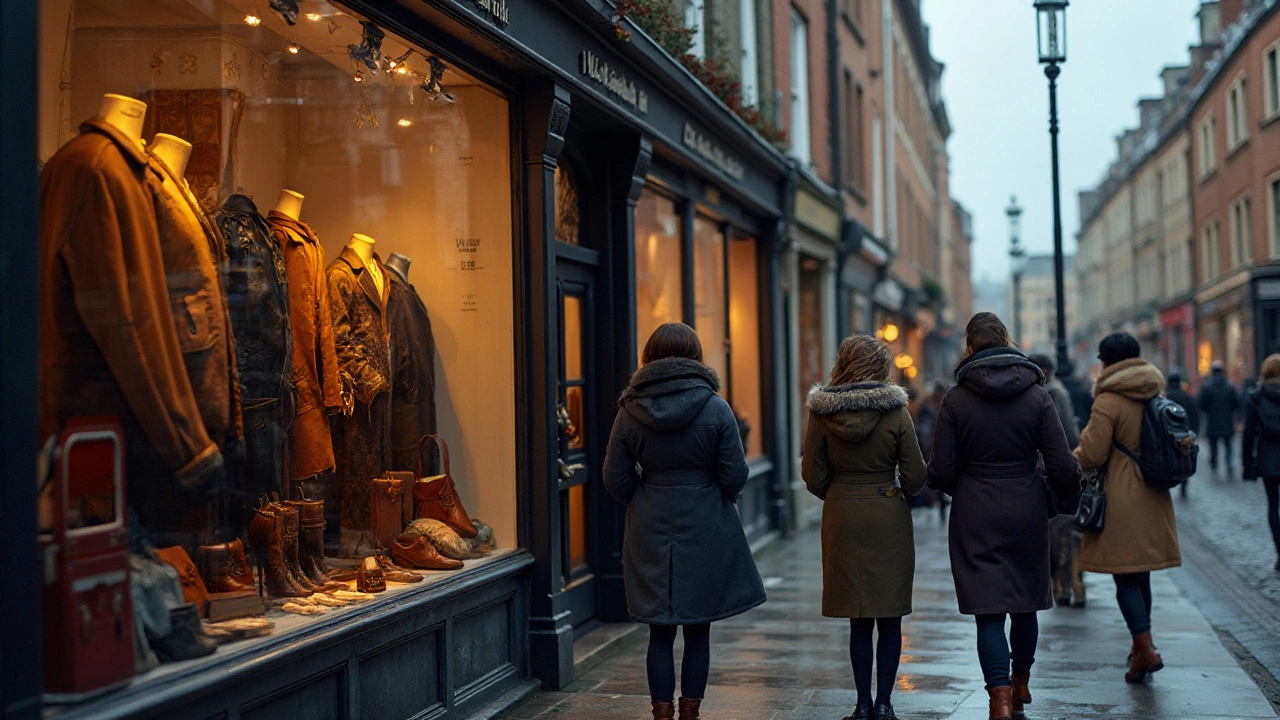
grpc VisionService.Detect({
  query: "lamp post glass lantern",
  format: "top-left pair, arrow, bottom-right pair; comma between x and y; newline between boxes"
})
1034,0 -> 1070,378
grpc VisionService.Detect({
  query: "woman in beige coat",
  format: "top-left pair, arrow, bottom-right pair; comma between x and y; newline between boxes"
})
1074,333 -> 1180,684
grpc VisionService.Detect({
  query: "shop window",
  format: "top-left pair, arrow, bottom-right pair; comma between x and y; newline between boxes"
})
729,237 -> 763,458
36,0 -> 516,685
798,256 -> 826,435
694,215 -> 728,388
554,161 -> 581,245
635,189 -> 683,360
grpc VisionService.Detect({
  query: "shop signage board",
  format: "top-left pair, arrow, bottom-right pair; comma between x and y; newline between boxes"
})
682,123 -> 744,181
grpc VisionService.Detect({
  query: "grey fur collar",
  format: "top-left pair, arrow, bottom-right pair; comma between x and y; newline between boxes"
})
620,357 -> 720,403
806,382 -> 908,417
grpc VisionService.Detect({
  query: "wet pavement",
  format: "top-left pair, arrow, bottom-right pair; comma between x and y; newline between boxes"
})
505,506 -> 1280,719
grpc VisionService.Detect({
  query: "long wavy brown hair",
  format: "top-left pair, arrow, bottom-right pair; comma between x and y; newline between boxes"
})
829,335 -> 893,386
965,312 -> 1014,356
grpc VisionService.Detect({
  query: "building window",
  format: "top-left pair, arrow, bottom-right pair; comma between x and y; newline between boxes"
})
1203,220 -> 1221,281
1227,75 -> 1248,149
1271,177 -> 1280,257
842,70 -> 864,191
789,8 -> 811,166
1199,115 -> 1217,177
686,0 -> 706,60
1231,196 -> 1251,267
1265,44 -> 1279,119
740,0 -> 759,106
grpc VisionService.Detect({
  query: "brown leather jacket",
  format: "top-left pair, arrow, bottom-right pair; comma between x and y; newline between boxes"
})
327,247 -> 392,404
39,119 -> 236,482
270,212 -> 342,480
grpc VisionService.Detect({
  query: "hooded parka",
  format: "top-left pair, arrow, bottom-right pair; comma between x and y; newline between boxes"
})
803,383 -> 926,618
926,348 -> 1082,615
1243,381 -> 1280,479
603,358 -> 767,625
1075,358 -> 1181,574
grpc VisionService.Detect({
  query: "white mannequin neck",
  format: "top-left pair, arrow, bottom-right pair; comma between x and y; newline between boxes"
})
349,233 -> 377,264
97,94 -> 146,150
273,189 -> 305,221
149,133 -> 192,178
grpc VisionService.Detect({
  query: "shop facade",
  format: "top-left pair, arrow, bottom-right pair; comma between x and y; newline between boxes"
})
2,0 -> 793,718
1159,301 -> 1197,387
1195,271 -> 1252,382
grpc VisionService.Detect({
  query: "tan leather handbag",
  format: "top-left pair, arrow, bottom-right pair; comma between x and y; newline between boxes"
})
370,471 -> 414,549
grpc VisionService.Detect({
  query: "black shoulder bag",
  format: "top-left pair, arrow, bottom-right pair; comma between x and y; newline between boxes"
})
1074,463 -> 1107,532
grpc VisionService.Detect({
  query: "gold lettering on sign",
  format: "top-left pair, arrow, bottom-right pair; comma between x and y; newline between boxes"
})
472,0 -> 509,25
682,124 -> 745,182
578,50 -> 649,115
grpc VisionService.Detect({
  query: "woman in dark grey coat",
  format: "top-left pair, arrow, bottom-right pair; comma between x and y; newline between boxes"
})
926,313 -> 1081,720
604,323 -> 766,720
1241,353 -> 1280,572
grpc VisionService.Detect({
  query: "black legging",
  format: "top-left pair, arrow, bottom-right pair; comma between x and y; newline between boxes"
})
850,618 -> 902,708
1264,478 -> 1280,559
647,624 -> 711,702
1114,572 -> 1153,636
975,613 -> 1038,690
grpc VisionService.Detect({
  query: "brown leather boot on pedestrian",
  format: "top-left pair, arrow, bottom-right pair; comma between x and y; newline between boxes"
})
987,686 -> 1013,720
651,700 -> 675,720
1125,632 -> 1164,683
1010,672 -> 1031,717
677,697 -> 701,719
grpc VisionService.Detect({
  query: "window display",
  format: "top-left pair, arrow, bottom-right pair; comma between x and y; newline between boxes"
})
635,189 -> 683,358
36,0 -> 516,695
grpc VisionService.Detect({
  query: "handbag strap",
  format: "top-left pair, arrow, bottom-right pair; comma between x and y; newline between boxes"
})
1112,440 -> 1138,466
417,434 -> 451,478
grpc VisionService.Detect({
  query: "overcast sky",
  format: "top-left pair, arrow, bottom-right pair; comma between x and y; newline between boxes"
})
920,0 -> 1204,285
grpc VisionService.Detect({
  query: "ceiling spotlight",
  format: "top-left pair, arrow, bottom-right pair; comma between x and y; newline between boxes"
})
396,118 -> 413,128
244,15 -> 262,26
286,43 -> 300,55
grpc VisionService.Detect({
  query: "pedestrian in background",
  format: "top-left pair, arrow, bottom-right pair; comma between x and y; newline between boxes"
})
1030,354 -> 1086,608
803,334 -> 926,720
603,322 -> 767,720
1199,360 -> 1241,477
1074,333 -> 1180,684
1059,358 -> 1094,432
927,313 -> 1081,720
1240,353 -> 1280,572
913,382 -> 950,522
1166,371 -> 1201,498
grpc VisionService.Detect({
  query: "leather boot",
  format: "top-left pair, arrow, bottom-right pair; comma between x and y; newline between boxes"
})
651,701 -> 675,720
295,498 -> 329,585
248,504 -> 310,598
987,686 -> 1013,720
374,554 -> 427,583
149,603 -> 217,662
197,539 -> 256,593
1010,672 -> 1031,717
677,697 -> 701,719
1125,632 -> 1164,683
414,475 -> 478,538
278,503 -> 319,591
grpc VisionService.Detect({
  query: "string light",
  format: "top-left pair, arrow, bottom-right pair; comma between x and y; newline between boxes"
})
243,14 -> 262,26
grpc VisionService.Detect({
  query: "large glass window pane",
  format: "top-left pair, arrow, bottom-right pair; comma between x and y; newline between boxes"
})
798,256 -> 826,435
694,215 -> 728,390
729,237 -> 763,458
635,189 -> 683,361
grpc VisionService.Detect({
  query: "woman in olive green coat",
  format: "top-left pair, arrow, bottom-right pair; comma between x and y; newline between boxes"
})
803,335 -> 927,720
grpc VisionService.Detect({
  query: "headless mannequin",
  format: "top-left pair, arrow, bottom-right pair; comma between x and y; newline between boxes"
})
97,93 -> 147,151
348,233 -> 383,295
149,133 -> 192,178
273,189 -> 305,221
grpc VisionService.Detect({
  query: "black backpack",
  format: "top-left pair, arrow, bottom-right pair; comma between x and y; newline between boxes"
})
1113,395 -> 1199,489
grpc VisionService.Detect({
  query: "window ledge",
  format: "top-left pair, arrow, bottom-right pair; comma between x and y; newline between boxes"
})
1261,111 -> 1280,130
1199,167 -> 1220,186
1227,137 -> 1251,161
842,13 -> 866,45
845,182 -> 867,205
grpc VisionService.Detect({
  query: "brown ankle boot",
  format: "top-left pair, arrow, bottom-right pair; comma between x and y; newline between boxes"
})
196,539 -> 255,593
677,697 -> 701,719
1125,632 -> 1164,683
248,504 -> 310,598
651,700 -> 675,719
987,686 -> 1013,720
1010,672 -> 1030,717
413,468 -> 479,538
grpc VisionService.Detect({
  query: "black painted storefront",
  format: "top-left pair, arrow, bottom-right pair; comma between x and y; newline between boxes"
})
0,0 -> 795,717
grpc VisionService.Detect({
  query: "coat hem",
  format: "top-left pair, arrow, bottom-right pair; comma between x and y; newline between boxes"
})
822,607 -> 911,619
957,601 -> 1053,616
1080,558 -> 1182,574
630,596 -> 766,625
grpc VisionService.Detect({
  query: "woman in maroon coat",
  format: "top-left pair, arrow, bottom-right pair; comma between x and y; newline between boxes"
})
926,313 -> 1082,720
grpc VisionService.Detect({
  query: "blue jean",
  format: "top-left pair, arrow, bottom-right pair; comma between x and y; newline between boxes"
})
1114,572 -> 1153,636
1208,435 -> 1234,471
975,613 -> 1038,689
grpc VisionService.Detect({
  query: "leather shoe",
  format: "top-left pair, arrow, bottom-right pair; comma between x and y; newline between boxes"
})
988,686 -> 1013,720
843,704 -> 872,720
872,703 -> 898,720
374,554 -> 425,583
651,701 -> 675,720
393,536 -> 464,570
677,697 -> 700,720
1125,632 -> 1164,682
149,603 -> 217,663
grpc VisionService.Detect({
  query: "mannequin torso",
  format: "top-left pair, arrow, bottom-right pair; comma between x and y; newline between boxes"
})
349,233 -> 383,296
97,94 -> 146,152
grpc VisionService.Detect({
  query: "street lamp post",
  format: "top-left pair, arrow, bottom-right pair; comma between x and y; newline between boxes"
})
1035,0 -> 1070,378
1007,196 -> 1025,345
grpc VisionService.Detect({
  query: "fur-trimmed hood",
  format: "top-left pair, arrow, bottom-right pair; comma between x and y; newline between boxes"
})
1092,357 -> 1165,401
619,357 -> 721,431
954,347 -> 1045,400
806,382 -> 908,443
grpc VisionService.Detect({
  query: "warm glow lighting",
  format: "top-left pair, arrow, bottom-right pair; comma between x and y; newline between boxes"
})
286,44 -> 300,55
894,353 -> 914,370
353,71 -> 364,83
243,14 -> 262,26
881,323 -> 900,342
905,366 -> 918,379
396,118 -> 412,128
306,12 -> 322,21
396,66 -> 409,75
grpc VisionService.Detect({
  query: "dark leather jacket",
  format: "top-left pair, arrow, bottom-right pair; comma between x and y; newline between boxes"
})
327,247 -> 391,404
217,194 -> 291,400
388,270 -> 438,472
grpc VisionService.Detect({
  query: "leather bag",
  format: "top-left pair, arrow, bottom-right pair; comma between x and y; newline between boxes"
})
1074,465 -> 1107,533
155,545 -> 210,610
370,471 -> 414,549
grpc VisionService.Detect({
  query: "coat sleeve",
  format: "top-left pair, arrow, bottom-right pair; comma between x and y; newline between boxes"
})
895,407 -> 927,496
925,392 -> 959,494
1243,391 -> 1259,480
59,168 -> 219,480
327,265 -> 389,405
316,246 -> 344,413
715,400 -> 751,498
800,415 -> 831,500
602,408 -> 639,504
1039,391 -> 1083,499
1074,393 -> 1115,470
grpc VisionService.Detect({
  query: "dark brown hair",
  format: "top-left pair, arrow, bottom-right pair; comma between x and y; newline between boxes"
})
965,312 -> 1014,355
642,322 -> 703,365
1263,353 -> 1280,381
830,334 -> 893,386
